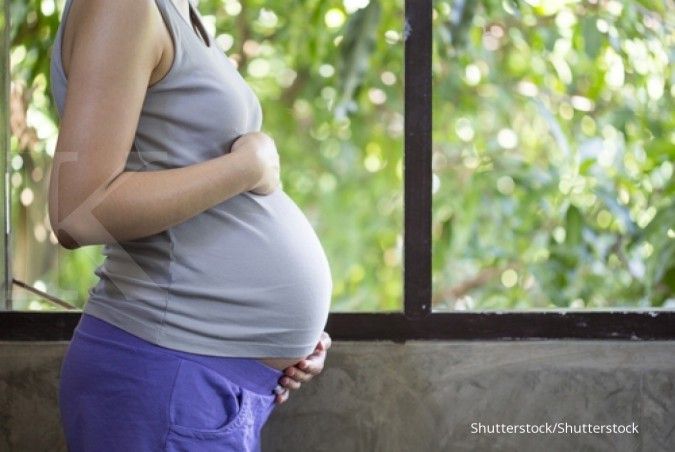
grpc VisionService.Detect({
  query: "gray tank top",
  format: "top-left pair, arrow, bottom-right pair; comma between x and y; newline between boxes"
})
50,0 -> 332,358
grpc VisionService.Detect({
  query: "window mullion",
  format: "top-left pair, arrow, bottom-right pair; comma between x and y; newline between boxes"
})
403,0 -> 432,319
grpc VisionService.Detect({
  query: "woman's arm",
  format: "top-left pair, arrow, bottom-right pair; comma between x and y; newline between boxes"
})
49,0 -> 277,249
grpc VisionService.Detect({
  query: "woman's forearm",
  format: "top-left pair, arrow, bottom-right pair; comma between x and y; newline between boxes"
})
51,151 -> 258,249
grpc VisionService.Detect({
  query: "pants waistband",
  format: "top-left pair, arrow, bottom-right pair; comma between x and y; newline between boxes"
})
75,313 -> 284,396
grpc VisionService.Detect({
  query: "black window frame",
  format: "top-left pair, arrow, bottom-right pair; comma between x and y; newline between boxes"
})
1,0 -> 674,342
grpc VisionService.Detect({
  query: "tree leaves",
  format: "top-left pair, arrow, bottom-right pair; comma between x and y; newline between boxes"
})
334,0 -> 381,119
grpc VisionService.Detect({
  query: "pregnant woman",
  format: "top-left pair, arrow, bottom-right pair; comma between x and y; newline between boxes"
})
48,0 -> 333,450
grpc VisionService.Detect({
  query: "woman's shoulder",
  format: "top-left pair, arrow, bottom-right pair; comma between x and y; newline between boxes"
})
58,0 -> 168,82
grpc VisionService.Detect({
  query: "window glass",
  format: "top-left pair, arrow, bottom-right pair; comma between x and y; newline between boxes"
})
432,0 -> 674,310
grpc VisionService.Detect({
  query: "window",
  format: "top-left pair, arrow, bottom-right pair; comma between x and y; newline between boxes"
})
431,0 -> 675,312
1,0 -> 673,341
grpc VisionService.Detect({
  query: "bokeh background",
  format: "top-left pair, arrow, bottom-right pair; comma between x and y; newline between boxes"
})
8,0 -> 674,311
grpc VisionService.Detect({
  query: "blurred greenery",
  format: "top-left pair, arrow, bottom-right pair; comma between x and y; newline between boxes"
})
431,0 -> 674,310
7,0 -> 674,312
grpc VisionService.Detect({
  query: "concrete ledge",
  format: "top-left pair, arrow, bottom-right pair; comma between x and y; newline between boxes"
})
1,341 -> 674,451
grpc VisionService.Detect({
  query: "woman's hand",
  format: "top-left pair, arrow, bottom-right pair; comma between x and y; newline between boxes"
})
230,132 -> 280,195
274,331 -> 332,404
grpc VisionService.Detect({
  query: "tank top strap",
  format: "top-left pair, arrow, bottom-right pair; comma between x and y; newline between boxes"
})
152,0 -> 186,57
155,0 -> 212,52
152,0 -> 218,88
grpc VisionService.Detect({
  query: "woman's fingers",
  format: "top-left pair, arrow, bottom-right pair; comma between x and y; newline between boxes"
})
296,350 -> 326,376
278,352 -> 324,386
274,385 -> 290,404
275,331 -> 333,401
275,392 -> 288,404
318,331 -> 332,351
284,366 -> 312,383
279,375 -> 302,390
293,332 -> 331,376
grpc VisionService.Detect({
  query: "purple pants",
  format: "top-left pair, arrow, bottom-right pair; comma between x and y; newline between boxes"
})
58,313 -> 284,452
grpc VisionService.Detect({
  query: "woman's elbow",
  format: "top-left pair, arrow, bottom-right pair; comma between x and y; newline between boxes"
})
49,206 -> 122,249
53,227 -> 82,250
48,201 -> 92,250
47,167 -> 112,249
48,182 -> 128,249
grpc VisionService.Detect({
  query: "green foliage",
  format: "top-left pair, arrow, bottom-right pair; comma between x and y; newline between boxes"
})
431,0 -> 674,309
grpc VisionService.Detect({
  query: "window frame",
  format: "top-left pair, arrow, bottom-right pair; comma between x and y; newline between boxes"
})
1,0 -> 674,342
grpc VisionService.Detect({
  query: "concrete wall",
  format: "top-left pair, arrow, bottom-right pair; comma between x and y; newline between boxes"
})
1,340 -> 674,452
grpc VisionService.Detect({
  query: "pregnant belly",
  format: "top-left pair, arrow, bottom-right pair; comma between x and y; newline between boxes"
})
167,188 -> 333,354
257,356 -> 307,371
